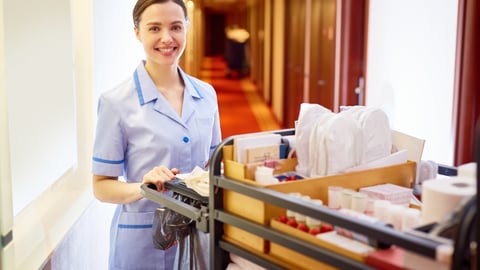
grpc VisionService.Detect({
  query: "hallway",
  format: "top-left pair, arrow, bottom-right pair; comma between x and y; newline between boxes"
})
199,56 -> 281,139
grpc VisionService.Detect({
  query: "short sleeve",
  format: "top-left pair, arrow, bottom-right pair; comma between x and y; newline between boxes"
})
91,95 -> 126,177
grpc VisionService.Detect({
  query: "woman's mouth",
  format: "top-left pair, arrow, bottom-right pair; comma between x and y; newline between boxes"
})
157,47 -> 175,54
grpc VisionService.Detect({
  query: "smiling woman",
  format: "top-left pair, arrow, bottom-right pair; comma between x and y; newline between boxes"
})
91,0 -> 220,269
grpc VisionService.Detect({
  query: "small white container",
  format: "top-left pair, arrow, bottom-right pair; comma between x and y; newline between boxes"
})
294,195 -> 312,223
385,204 -> 405,230
286,192 -> 301,218
340,189 -> 355,209
373,199 -> 391,222
254,166 -> 278,185
328,186 -> 343,209
401,208 -> 421,231
306,199 -> 323,227
351,192 -> 368,213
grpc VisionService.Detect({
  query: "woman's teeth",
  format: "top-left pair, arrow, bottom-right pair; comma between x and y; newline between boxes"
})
159,48 -> 174,53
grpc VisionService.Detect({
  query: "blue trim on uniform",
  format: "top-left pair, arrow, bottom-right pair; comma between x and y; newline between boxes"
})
118,224 -> 153,229
185,76 -> 204,99
133,70 -> 145,105
210,145 -> 217,150
92,156 -> 124,164
134,67 -> 204,102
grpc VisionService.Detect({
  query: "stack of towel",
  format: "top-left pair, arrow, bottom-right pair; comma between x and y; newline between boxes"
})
295,104 -> 392,177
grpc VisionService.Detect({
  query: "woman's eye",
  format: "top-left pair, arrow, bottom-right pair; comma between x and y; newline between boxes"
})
149,26 -> 160,32
171,25 -> 183,31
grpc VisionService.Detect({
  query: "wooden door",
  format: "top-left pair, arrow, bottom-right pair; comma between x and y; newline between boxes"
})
309,0 -> 337,110
453,0 -> 480,165
283,0 -> 306,128
250,0 -> 265,92
338,0 -> 366,107
283,0 -> 366,126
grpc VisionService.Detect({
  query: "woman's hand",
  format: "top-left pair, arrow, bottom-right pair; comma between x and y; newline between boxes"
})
142,166 -> 180,192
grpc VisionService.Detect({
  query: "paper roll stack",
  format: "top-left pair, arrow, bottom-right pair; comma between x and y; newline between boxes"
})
421,176 -> 476,225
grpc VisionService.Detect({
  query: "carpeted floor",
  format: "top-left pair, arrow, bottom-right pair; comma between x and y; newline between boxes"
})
200,56 -> 281,139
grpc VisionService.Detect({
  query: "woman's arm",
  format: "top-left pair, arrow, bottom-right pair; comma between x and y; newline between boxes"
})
92,166 -> 179,204
92,175 -> 143,204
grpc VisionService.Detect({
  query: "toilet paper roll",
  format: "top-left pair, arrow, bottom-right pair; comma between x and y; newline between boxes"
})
457,162 -> 476,180
421,176 -> 476,225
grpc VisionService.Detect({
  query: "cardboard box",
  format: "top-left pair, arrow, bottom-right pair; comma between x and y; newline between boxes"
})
223,145 -> 298,181
221,145 -> 417,253
222,145 -> 297,252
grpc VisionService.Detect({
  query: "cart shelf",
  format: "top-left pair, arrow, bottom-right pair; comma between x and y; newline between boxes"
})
208,128 -> 460,270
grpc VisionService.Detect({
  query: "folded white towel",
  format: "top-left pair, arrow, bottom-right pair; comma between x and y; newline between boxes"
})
309,112 -> 362,176
295,103 -> 332,177
342,106 -> 392,164
295,104 -> 392,178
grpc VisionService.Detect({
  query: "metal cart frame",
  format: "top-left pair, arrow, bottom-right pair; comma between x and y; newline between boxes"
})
142,127 -> 479,269
208,128 -> 448,269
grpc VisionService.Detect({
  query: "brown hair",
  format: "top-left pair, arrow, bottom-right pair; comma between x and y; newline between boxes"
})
133,0 -> 188,28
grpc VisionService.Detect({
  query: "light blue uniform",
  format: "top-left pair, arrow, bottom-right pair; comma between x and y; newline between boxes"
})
92,61 -> 221,270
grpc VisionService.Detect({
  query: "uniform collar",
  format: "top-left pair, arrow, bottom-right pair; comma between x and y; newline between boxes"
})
134,61 -> 202,106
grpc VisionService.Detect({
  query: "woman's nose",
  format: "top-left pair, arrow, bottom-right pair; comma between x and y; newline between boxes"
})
159,30 -> 173,43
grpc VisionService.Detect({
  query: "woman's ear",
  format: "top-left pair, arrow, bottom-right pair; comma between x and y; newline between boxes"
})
134,27 -> 141,42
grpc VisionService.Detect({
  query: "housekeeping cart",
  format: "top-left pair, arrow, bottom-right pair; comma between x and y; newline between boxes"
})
142,128 -> 478,270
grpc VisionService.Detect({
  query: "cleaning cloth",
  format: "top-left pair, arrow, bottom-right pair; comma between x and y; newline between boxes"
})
177,166 -> 210,197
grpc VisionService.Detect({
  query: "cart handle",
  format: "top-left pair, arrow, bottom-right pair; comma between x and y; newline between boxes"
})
141,184 -> 202,222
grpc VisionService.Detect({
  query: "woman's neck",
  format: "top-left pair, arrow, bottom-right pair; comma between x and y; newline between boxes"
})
144,61 -> 183,91
144,61 -> 185,116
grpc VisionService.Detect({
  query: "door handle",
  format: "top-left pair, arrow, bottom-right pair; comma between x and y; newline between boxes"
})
354,77 -> 364,105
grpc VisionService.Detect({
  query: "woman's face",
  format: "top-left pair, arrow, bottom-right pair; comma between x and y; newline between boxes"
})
135,1 -> 187,67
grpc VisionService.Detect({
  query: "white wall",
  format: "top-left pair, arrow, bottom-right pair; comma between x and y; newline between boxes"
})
0,0 -> 144,269
0,0 -> 14,262
93,0 -> 144,102
0,0 -> 98,268
5,0 -> 77,217
366,0 -> 458,165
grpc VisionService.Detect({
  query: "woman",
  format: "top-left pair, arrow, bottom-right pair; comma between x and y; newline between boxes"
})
91,0 -> 221,269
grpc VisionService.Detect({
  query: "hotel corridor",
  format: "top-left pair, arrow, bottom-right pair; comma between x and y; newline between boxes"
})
199,56 -> 281,139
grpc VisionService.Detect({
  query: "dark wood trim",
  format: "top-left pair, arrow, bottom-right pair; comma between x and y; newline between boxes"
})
362,0 -> 370,102
338,0 -> 366,107
282,0 -> 306,128
453,0 -> 480,165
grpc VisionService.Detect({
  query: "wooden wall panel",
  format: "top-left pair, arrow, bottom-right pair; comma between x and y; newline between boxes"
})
338,0 -> 366,107
283,0 -> 306,128
453,0 -> 480,165
309,0 -> 337,110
